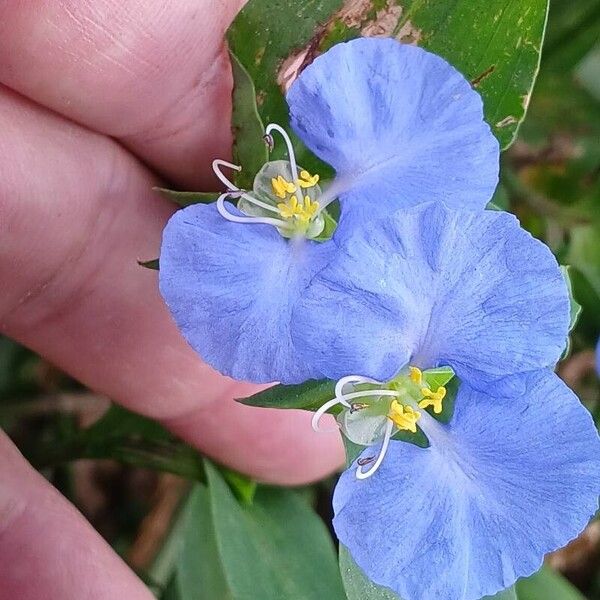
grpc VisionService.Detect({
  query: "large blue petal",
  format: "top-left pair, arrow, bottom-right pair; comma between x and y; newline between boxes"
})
333,370 -> 600,600
294,203 -> 570,388
159,203 -> 331,384
287,38 -> 499,232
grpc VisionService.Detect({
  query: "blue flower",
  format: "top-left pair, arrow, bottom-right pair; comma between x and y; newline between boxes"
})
287,37 -> 499,235
333,371 -> 600,600
299,203 -> 600,599
159,36 -> 497,384
295,203 -> 569,389
159,196 -> 333,384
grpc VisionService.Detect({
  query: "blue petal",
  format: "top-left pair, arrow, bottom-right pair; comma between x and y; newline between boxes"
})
287,38 -> 499,231
294,203 -> 570,387
159,202 -> 331,384
333,370 -> 600,600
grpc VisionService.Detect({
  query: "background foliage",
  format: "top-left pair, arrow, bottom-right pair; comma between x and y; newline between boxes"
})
1,0 -> 599,598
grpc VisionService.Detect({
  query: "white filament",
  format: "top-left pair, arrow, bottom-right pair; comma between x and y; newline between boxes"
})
312,381 -> 397,434
311,397 -> 351,433
334,375 -> 382,399
216,193 -> 291,228
356,419 -> 394,480
337,390 -> 399,404
265,123 -> 300,184
212,159 -> 241,190
212,160 -> 281,214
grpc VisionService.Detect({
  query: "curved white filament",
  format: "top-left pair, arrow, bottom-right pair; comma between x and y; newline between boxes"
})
239,194 -> 282,214
312,388 -> 398,434
311,397 -> 351,433
337,390 -> 399,404
213,159 -> 282,214
265,123 -> 299,183
334,375 -> 382,399
217,193 -> 291,228
212,159 -> 241,191
356,419 -> 394,480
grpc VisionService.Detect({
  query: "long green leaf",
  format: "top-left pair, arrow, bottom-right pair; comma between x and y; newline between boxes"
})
205,461 -> 346,600
229,0 -> 550,160
230,51 -> 268,188
151,485 -> 232,600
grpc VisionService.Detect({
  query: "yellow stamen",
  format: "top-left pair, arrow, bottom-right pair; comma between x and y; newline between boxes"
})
271,175 -> 297,199
409,366 -> 423,385
388,400 -> 421,433
297,169 -> 320,188
418,386 -> 446,414
277,195 -> 320,223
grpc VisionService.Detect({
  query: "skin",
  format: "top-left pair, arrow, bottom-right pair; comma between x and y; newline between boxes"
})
0,2 -> 344,598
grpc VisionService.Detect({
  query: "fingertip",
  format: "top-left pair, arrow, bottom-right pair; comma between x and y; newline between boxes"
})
162,399 -> 345,485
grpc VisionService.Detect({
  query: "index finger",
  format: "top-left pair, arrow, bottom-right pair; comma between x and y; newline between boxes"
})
0,0 -> 245,188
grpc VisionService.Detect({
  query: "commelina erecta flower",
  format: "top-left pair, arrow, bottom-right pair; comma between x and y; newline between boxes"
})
300,203 -> 600,600
159,37 -> 498,384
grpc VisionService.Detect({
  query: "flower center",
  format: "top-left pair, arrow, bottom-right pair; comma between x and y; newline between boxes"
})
312,366 -> 455,479
211,124 -> 329,240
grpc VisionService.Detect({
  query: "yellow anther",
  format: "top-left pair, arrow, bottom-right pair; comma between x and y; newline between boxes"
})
277,195 -> 298,218
277,195 -> 320,223
388,400 -> 421,433
418,386 -> 447,414
297,170 -> 320,188
271,175 -> 297,199
409,366 -> 423,385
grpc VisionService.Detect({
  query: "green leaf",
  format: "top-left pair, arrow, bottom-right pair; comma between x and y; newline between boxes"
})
205,460 -> 346,600
154,187 -> 218,207
230,51 -> 268,189
229,0 -> 550,163
138,258 -> 159,270
237,379 -> 335,411
516,565 -> 585,599
220,467 -> 258,505
152,485 -> 233,600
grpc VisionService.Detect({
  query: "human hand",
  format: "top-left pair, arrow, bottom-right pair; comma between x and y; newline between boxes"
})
0,2 -> 344,598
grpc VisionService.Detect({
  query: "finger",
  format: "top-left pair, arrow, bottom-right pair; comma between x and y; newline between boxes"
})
0,88 -> 343,484
0,431 -> 154,600
0,0 -> 245,189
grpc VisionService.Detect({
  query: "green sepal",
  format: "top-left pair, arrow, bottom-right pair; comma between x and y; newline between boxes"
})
138,258 -> 159,270
560,265 -> 582,358
236,379 -> 335,412
154,187 -> 218,207
422,366 -> 455,390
